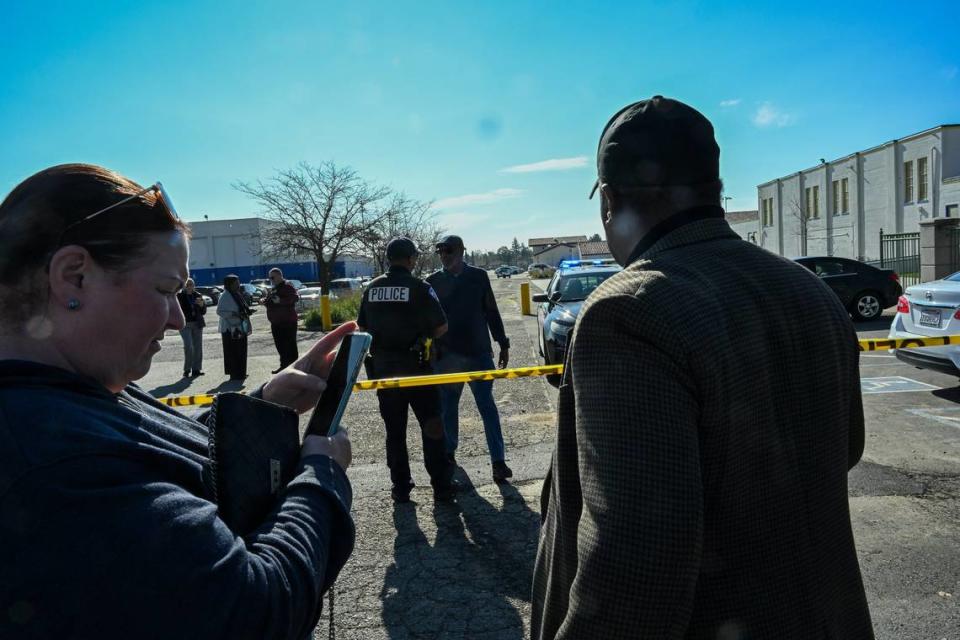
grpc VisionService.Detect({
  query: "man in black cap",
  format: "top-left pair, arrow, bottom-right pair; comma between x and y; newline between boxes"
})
531,97 -> 873,638
427,234 -> 513,483
357,237 -> 454,502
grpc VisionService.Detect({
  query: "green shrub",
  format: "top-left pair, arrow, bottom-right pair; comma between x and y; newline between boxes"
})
303,308 -> 324,330
330,292 -> 363,324
301,292 -> 363,330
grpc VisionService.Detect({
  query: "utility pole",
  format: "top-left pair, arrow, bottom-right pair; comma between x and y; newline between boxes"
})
722,196 -> 732,212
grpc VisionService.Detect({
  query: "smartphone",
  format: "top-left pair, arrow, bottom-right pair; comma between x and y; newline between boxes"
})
305,332 -> 372,437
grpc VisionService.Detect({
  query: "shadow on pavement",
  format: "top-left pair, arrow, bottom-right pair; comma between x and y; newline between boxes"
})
380,469 -> 540,639
853,310 -> 896,333
931,387 -> 960,403
146,377 -> 193,397
207,379 -> 248,393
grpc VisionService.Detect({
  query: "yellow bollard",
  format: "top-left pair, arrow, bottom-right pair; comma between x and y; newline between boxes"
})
320,294 -> 332,331
520,282 -> 532,316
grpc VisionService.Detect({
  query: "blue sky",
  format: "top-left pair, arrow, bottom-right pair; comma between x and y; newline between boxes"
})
2,1 -> 958,251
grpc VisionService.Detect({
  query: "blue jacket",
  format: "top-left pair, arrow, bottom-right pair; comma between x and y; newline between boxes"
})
426,264 -> 510,357
0,360 -> 354,639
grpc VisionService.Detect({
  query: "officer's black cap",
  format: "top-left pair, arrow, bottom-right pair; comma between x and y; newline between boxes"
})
435,234 -> 465,250
386,237 -> 420,260
588,95 -> 719,199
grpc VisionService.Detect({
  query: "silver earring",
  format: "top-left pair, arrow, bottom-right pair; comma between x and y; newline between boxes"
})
67,299 -> 81,310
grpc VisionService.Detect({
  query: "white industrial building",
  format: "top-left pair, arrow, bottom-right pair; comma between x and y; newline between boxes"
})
756,124 -> 960,260
186,217 -> 375,286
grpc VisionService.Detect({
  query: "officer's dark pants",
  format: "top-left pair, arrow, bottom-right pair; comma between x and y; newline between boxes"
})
377,385 -> 451,492
270,323 -> 299,369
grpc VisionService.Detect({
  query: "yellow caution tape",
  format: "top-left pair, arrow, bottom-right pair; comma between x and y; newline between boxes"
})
157,364 -> 564,407
857,334 -> 960,352
157,334 -> 960,407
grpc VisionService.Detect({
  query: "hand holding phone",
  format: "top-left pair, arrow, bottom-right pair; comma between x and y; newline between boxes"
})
305,332 -> 372,437
300,431 -> 352,470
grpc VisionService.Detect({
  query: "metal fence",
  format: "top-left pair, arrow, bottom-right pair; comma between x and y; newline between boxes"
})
879,229 -> 920,287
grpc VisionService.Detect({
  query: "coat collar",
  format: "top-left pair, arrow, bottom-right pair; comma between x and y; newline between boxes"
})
626,206 -> 739,265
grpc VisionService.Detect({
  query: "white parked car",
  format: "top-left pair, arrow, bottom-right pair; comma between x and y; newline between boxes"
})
295,287 -> 325,313
328,278 -> 363,294
889,272 -> 960,376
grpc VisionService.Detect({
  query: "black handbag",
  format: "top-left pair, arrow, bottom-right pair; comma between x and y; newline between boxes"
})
206,392 -> 301,536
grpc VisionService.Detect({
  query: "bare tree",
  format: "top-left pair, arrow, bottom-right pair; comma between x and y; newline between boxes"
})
356,192 -> 445,277
235,162 -> 390,292
787,194 -> 808,256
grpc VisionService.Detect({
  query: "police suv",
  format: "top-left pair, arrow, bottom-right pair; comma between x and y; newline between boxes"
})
533,259 -> 621,384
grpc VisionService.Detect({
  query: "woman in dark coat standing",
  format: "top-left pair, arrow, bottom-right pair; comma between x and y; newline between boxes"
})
216,275 -> 251,380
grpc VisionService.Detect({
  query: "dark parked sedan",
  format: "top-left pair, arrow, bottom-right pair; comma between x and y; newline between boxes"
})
194,286 -> 222,304
794,256 -> 902,321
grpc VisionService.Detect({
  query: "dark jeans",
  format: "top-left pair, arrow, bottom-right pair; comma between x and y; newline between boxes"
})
434,352 -> 505,462
270,323 -> 299,369
221,332 -> 248,379
376,385 -> 452,491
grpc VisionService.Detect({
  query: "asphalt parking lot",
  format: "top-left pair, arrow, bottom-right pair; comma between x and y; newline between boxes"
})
141,275 -> 959,639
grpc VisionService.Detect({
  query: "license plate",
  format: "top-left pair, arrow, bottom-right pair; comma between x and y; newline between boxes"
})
919,309 -> 941,327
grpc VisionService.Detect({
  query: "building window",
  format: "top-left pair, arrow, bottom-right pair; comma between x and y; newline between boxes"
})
761,197 -> 774,227
812,185 -> 820,219
948,204 -> 958,218
804,187 -> 812,219
918,157 -> 928,201
832,180 -> 840,216
904,160 -> 914,203
841,178 -> 850,214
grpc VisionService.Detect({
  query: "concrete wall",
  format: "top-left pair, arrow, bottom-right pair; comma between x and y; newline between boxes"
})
943,127 -> 960,180
729,219 -> 759,242
899,132 -> 940,226
534,244 -> 579,266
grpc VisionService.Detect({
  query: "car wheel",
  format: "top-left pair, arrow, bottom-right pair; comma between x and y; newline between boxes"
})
851,291 -> 882,322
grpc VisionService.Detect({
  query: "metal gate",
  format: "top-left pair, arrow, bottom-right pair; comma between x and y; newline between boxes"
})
879,229 -> 920,287
949,227 -> 960,275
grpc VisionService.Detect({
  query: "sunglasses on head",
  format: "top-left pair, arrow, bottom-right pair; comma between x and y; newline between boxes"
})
435,246 -> 458,255
56,182 -> 179,244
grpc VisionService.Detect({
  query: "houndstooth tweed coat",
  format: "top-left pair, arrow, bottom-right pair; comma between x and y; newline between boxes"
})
531,216 -> 874,639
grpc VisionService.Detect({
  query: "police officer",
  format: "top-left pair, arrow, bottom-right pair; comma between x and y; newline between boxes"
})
357,237 -> 454,503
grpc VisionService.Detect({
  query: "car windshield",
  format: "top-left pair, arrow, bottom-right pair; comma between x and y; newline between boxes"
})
555,272 -> 616,301
944,272 -> 960,282
300,288 -> 323,296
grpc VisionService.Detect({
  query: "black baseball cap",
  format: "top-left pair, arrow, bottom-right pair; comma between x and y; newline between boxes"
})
386,237 -> 420,260
589,96 -> 719,199
435,234 -> 465,250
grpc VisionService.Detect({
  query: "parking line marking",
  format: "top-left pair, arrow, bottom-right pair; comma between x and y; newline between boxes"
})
861,376 -> 941,394
905,407 -> 960,431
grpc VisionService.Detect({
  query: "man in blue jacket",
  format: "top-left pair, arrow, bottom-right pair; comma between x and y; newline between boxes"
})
427,235 -> 513,482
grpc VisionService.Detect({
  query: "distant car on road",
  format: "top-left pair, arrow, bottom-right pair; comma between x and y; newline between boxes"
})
533,260 -> 622,385
794,256 -> 902,322
528,263 -> 555,279
889,272 -> 960,377
195,286 -> 221,304
495,266 -> 513,278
